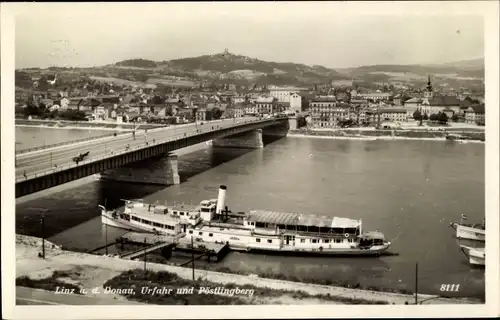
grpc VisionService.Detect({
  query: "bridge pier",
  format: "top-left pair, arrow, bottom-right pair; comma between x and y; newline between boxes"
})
212,129 -> 264,149
99,153 -> 180,185
164,153 -> 180,185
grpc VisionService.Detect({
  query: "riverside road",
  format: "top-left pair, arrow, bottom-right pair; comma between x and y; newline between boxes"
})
15,117 -> 260,181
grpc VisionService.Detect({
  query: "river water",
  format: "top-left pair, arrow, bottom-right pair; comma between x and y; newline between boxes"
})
15,126 -> 119,151
15,126 -> 486,299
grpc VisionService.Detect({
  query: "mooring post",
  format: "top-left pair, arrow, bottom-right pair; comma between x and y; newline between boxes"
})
105,223 -> 108,255
191,236 -> 195,281
415,262 -> 418,304
104,198 -> 108,255
144,238 -> 147,279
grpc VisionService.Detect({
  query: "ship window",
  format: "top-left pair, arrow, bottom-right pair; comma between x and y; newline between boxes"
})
209,233 -> 213,237
324,239 -> 330,243
198,232 -> 203,236
132,216 -> 139,221
189,230 -> 193,234
300,239 -> 305,243
312,239 -> 317,243
256,238 -> 261,243
180,212 -> 184,216
267,239 -> 272,243
336,239 -> 341,243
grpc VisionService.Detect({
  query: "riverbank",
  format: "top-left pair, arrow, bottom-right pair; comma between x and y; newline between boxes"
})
14,235 -> 480,305
15,119 -> 165,131
289,128 -> 485,142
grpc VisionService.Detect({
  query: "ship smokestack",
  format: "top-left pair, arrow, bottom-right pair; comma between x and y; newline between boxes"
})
216,185 -> 227,215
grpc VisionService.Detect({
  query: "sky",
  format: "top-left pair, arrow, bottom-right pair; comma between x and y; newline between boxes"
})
12,2 -> 485,69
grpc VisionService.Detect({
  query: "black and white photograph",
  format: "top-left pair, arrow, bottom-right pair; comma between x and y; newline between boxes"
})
1,1 -> 499,319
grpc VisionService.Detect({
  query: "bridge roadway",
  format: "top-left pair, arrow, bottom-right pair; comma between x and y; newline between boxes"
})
15,116 -> 264,182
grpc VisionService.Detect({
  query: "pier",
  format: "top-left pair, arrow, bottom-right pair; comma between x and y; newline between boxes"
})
115,232 -> 229,262
120,242 -> 174,260
175,238 -> 229,262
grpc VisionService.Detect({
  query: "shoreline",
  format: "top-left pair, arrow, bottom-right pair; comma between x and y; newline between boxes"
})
288,129 -> 485,143
15,124 -> 134,132
14,235 -> 482,305
288,132 -> 485,143
15,119 -> 165,132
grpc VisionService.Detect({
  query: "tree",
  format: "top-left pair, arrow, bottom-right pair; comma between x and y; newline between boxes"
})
413,109 -> 422,121
207,107 -> 222,120
451,114 -> 459,122
438,112 -> 448,124
423,113 -> 429,120
192,108 -> 198,122
429,113 -> 439,121
165,105 -> 174,117
413,109 -> 423,126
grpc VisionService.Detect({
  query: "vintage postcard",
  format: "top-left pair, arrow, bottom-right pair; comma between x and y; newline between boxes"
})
1,1 -> 499,319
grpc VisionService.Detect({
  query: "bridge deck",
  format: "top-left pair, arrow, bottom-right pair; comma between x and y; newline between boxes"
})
15,117 -> 290,198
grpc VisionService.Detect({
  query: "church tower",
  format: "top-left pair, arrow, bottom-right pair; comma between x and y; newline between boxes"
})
424,75 -> 433,99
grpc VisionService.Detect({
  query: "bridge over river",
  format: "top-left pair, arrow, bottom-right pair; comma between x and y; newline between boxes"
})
15,117 -> 292,198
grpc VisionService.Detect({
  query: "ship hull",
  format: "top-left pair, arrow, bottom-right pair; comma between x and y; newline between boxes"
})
239,245 -> 390,256
452,223 -> 485,241
460,246 -> 485,266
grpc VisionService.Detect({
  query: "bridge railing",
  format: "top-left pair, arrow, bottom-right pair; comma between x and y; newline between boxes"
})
16,118 -> 284,183
15,123 -> 176,155
14,117 -> 278,155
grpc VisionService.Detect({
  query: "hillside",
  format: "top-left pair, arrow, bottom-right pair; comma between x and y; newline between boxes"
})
111,51 -> 349,86
335,58 -> 484,84
16,53 -> 484,90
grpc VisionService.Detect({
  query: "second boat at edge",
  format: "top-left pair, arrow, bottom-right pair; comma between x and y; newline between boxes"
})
100,185 -> 391,256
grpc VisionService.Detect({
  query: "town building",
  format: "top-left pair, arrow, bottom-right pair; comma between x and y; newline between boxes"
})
255,97 -> 278,115
225,104 -> 246,118
378,107 -> 408,123
195,108 -> 207,121
269,86 -> 307,103
357,92 -> 392,101
289,92 -> 302,113
464,104 -> 485,125
420,76 -> 461,115
310,97 -> 350,128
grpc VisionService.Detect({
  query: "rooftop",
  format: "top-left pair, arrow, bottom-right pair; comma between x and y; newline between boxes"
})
428,95 -> 460,106
311,96 -> 336,103
247,210 -> 360,228
358,92 -> 392,97
378,108 -> 407,113
256,97 -> 275,103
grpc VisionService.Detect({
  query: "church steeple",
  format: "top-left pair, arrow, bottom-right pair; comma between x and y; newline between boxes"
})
424,74 -> 433,99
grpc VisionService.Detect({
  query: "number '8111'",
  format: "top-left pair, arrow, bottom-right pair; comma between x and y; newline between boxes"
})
440,284 -> 460,292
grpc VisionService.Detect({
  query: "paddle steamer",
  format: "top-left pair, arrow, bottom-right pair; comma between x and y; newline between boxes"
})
100,186 -> 391,256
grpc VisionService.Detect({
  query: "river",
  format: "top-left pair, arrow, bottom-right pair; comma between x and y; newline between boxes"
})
15,126 -> 485,299
15,126 -> 120,152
